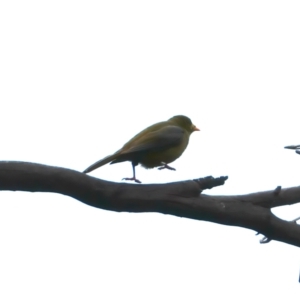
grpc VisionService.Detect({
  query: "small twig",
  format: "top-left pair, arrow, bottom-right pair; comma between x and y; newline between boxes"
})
285,145 -> 300,155
260,236 -> 272,244
273,186 -> 281,196
284,145 -> 300,150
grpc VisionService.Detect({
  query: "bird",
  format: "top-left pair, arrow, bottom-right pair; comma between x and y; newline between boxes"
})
83,115 -> 199,183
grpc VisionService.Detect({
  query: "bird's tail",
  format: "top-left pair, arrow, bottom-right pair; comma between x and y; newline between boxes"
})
83,153 -> 119,173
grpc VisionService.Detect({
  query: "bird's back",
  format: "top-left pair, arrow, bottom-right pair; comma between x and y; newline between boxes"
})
121,121 -> 169,151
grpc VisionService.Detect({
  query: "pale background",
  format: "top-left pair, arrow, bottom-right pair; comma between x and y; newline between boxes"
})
1,1 -> 300,299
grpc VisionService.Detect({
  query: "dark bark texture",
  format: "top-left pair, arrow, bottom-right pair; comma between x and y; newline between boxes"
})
0,161 -> 300,247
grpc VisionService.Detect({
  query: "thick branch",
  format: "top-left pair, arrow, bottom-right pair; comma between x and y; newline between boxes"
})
1,161 -> 300,247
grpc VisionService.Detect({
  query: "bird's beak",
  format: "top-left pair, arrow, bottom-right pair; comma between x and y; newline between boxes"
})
192,124 -> 200,131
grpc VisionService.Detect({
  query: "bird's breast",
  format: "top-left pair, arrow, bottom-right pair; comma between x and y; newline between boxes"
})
139,137 -> 189,169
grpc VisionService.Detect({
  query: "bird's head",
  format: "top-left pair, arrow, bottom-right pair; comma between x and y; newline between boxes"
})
169,115 -> 200,133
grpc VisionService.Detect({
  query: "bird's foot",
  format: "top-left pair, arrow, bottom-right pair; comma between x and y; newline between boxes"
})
158,163 -> 176,171
122,177 -> 142,184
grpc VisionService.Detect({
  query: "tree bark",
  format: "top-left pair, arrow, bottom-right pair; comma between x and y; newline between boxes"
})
0,161 -> 300,247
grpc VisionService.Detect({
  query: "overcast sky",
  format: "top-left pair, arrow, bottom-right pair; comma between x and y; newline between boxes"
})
1,1 -> 300,299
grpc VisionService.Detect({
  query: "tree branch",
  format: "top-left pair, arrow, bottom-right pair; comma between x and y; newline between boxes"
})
1,161 -> 300,247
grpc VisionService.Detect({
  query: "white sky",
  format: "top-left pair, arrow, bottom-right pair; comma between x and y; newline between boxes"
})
1,1 -> 300,299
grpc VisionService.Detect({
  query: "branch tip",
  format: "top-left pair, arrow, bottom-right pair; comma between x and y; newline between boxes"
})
193,176 -> 228,191
284,145 -> 300,150
285,145 -> 300,155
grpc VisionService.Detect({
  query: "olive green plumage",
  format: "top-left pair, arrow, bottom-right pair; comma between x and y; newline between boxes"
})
83,115 -> 199,183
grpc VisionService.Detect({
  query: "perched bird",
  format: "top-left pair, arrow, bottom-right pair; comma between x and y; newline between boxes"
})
83,115 -> 199,183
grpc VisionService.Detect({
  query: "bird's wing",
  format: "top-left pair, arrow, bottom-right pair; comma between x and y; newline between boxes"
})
120,125 -> 185,154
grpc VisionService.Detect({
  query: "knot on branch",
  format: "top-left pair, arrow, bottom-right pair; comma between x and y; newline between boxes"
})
273,186 -> 281,196
193,176 -> 228,191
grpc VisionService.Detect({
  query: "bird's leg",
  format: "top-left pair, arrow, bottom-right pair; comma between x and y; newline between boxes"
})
157,162 -> 176,171
123,162 -> 142,183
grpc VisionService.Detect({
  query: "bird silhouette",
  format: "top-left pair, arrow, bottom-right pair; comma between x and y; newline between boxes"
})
83,115 -> 199,183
